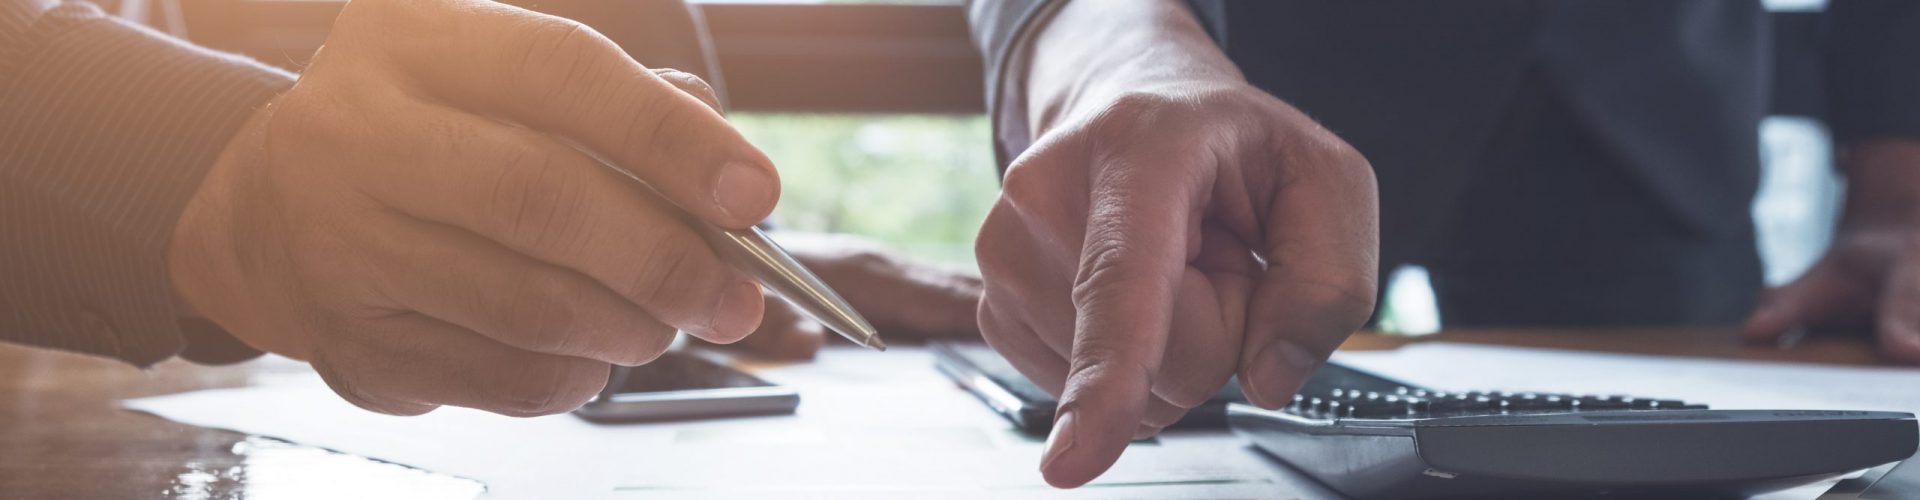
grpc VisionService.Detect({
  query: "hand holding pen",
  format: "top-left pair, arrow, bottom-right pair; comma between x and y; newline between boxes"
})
170,0 -> 807,417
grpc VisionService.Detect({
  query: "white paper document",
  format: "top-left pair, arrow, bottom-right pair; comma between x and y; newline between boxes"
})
124,347 -> 1320,499
125,342 -> 1920,499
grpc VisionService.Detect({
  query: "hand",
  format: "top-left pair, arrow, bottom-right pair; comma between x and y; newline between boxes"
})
975,0 -> 1378,488
722,233 -> 982,360
166,0 -> 780,417
1745,139 -> 1920,363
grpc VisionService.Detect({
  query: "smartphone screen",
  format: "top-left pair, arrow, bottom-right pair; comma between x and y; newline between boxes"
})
573,350 -> 799,423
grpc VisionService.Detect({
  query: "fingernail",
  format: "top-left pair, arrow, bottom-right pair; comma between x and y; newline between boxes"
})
709,281 -> 763,342
1247,341 -> 1314,409
1041,409 -> 1079,473
715,161 -> 776,221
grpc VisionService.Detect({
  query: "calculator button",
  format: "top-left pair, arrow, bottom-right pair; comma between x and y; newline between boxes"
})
1576,397 -> 1632,410
1407,399 -> 1431,417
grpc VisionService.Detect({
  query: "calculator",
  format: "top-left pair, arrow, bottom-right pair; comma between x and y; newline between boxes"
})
1232,362 -> 1919,499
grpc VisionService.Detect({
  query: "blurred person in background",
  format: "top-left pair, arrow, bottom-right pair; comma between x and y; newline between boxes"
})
965,0 -> 1920,488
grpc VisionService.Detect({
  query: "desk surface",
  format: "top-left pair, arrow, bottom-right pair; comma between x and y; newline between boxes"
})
0,328 -> 1886,498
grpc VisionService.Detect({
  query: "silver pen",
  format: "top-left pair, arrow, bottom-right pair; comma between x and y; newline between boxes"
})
694,224 -> 885,351
566,139 -> 880,392
595,225 -> 877,405
557,137 -> 878,349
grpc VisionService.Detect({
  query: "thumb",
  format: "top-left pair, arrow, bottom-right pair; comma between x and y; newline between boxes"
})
1743,260 -> 1852,344
1240,276 -> 1373,409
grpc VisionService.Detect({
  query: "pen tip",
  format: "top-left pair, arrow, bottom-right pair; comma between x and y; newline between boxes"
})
868,336 -> 887,352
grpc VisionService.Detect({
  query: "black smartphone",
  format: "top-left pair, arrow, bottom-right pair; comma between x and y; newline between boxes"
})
931,340 -> 1245,435
573,350 -> 799,423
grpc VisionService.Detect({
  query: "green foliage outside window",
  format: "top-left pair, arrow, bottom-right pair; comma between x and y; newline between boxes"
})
732,113 -> 999,269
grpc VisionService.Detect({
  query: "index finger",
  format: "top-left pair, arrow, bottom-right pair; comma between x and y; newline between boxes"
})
1042,152 -> 1207,489
362,0 -> 776,228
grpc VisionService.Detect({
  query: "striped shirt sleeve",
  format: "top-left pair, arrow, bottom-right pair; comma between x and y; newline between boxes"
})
1,0 -> 293,366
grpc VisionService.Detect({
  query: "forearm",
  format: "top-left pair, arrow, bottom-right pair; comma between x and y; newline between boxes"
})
1,1 -> 291,365
1019,0 -> 1241,137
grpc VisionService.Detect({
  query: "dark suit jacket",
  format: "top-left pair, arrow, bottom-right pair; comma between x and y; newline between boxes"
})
970,0 -> 1920,297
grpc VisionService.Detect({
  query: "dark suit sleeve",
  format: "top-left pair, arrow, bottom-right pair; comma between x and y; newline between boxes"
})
1,1 -> 293,366
965,0 -> 1063,173
1827,0 -> 1920,142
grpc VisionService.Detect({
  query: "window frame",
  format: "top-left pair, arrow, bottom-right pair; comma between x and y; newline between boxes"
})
178,1 -> 985,113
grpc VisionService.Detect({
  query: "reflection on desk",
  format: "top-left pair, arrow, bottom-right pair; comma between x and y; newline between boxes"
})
0,346 -> 481,499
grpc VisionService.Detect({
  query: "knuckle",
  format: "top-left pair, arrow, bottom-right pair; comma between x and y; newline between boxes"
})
503,273 -> 579,354
618,91 -> 698,163
973,200 -> 1052,284
486,147 -> 588,245
1304,134 -> 1366,168
974,295 -> 1016,342
994,161 -> 1059,215
1069,235 -> 1158,307
1304,132 -> 1371,171
1283,127 -> 1375,184
997,164 -> 1043,200
506,18 -> 608,105
1066,337 -> 1153,389
263,90 -> 342,155
1081,91 -> 1203,144
623,233 -> 704,305
1095,92 -> 1182,128
1300,277 -> 1380,331
996,129 -> 1086,209
1337,279 -> 1381,322
513,18 -> 597,73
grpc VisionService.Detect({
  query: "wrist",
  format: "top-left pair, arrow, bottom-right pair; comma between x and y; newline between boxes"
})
168,106 -> 270,323
1019,0 -> 1242,137
1837,139 -> 1920,228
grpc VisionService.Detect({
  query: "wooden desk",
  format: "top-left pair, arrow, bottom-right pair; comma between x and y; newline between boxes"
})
0,328 -> 1887,498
